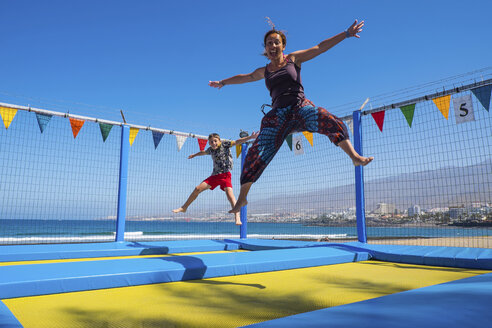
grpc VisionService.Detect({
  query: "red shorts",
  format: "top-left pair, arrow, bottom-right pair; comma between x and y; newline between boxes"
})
203,172 -> 232,191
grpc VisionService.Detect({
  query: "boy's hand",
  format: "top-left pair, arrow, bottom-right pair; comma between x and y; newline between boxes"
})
249,131 -> 259,139
188,154 -> 195,159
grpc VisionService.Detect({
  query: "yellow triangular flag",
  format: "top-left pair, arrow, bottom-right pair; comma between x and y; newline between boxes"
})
432,95 -> 451,120
129,127 -> 139,146
301,131 -> 313,146
0,106 -> 18,129
235,143 -> 242,158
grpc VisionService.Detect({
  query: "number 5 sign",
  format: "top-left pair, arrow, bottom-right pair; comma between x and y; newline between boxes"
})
453,94 -> 475,124
293,135 -> 304,156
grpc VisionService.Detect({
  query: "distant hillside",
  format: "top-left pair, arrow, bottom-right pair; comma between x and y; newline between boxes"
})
246,159 -> 492,213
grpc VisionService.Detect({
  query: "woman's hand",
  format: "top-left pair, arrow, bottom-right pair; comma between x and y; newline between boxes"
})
346,20 -> 364,38
208,80 -> 224,89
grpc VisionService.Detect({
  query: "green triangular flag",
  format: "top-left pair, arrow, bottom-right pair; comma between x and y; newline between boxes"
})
99,123 -> 113,142
285,134 -> 293,150
400,103 -> 416,127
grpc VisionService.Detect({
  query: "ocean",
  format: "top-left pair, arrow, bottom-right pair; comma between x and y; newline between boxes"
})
1,219 -> 491,244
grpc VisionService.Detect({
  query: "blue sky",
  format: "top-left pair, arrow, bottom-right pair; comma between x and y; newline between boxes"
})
1,0 -> 491,139
0,0 -> 491,221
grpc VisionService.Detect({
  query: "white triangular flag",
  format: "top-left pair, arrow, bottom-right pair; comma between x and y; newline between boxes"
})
293,134 -> 304,156
176,135 -> 187,151
453,94 -> 475,124
344,118 -> 354,135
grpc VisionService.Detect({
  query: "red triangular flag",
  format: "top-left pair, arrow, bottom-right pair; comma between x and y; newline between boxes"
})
197,138 -> 208,151
69,118 -> 85,138
371,111 -> 385,132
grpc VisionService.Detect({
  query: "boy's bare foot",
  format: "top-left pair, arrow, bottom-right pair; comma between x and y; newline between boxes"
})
172,207 -> 187,213
229,199 -> 247,214
353,156 -> 374,167
234,213 -> 242,225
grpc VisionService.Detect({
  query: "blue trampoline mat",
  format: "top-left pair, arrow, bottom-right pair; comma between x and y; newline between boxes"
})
1,239 -> 492,328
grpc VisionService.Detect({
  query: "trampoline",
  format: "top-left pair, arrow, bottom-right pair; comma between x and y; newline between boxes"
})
1,239 -> 492,327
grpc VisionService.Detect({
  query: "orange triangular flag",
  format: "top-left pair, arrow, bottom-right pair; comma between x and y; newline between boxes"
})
432,95 -> 451,120
302,131 -> 313,146
371,111 -> 385,132
235,143 -> 242,158
69,118 -> 85,138
0,106 -> 18,129
129,127 -> 139,146
197,138 -> 208,151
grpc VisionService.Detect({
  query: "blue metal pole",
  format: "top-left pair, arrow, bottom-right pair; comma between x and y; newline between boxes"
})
353,110 -> 367,243
239,142 -> 249,239
116,125 -> 130,242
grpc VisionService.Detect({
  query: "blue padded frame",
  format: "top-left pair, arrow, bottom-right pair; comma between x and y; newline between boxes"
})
0,301 -> 22,328
0,240 -> 238,262
0,246 -> 370,299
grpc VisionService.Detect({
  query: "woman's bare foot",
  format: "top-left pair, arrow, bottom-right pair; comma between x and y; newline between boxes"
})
172,207 -> 187,213
234,212 -> 242,225
229,199 -> 247,213
353,156 -> 374,167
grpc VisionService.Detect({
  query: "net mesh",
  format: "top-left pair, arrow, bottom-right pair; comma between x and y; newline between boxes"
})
0,110 -> 120,244
362,87 -> 492,247
0,69 -> 491,247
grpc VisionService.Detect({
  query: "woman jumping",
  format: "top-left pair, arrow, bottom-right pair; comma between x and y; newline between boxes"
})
209,19 -> 373,213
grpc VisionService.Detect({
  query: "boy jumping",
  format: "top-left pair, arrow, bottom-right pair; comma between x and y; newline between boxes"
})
172,132 -> 258,225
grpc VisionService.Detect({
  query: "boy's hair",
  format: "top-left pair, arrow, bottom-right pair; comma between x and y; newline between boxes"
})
208,133 -> 220,140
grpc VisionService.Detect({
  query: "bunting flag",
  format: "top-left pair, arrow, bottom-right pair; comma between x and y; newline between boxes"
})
302,131 -> 313,146
36,113 -> 52,133
400,103 -> 416,127
453,94 -> 475,124
99,123 -> 113,142
129,127 -> 139,146
176,135 -> 187,151
0,106 -> 18,129
197,138 -> 208,151
371,111 -> 385,132
69,117 -> 85,139
471,84 -> 492,111
152,131 -> 164,149
293,134 -> 304,155
344,118 -> 354,135
285,134 -> 293,150
235,143 -> 242,158
432,95 -> 451,120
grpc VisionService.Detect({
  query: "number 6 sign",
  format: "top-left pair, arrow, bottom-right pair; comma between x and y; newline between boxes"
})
293,135 -> 304,156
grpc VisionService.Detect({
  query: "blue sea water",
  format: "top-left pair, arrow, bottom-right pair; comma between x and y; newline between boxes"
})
1,219 -> 491,244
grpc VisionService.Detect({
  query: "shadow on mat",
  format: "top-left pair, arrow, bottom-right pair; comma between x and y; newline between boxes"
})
186,278 -> 266,289
127,242 -> 170,255
156,255 -> 207,280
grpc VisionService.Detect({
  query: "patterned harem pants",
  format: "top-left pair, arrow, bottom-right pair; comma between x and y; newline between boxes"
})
240,98 -> 349,185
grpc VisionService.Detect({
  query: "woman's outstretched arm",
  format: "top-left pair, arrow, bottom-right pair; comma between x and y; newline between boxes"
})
289,20 -> 364,65
209,67 -> 265,89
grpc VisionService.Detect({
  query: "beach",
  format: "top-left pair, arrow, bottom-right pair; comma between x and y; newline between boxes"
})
367,236 -> 492,248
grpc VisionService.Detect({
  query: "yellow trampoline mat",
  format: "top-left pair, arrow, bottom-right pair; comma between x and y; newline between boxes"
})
4,261 -> 489,328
